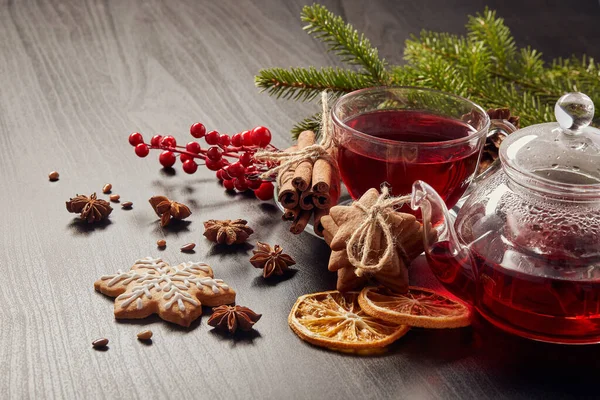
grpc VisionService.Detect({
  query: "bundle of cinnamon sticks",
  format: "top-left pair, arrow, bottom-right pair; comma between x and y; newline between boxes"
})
279,131 -> 340,236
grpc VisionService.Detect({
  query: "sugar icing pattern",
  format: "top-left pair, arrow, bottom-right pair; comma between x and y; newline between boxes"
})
100,257 -> 230,312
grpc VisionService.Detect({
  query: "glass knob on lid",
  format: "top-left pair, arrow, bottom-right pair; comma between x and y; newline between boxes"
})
499,92 -> 600,197
555,92 -> 595,133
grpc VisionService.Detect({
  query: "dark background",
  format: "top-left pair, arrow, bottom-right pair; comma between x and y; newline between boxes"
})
2,1 -> 600,399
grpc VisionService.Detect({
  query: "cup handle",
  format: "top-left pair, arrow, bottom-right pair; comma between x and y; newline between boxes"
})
472,119 -> 518,186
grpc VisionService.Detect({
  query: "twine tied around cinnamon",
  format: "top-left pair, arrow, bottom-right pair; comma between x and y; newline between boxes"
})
347,186 -> 411,277
254,91 -> 337,185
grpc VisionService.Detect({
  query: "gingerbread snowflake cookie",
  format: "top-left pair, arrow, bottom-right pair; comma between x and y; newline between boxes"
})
94,257 -> 235,327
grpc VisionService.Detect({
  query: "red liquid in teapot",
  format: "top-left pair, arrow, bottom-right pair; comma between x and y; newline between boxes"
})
337,110 -> 480,209
427,241 -> 600,343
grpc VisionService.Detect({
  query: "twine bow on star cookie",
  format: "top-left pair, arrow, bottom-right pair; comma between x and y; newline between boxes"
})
254,91 -> 338,186
346,186 -> 412,277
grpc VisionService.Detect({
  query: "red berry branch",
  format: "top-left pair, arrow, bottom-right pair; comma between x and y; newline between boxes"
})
128,123 -> 277,200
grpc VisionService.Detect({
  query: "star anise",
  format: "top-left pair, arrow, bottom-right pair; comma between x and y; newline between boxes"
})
66,193 -> 112,223
207,305 -> 262,333
203,219 -> 253,245
250,242 -> 296,278
149,195 -> 192,227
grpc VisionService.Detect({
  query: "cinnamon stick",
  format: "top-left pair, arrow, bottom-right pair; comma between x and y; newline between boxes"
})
312,174 -> 340,210
299,190 -> 315,210
313,207 -> 328,237
290,209 -> 312,234
312,148 -> 337,193
275,146 -> 300,208
291,131 -> 316,191
282,207 -> 300,221
277,168 -> 299,208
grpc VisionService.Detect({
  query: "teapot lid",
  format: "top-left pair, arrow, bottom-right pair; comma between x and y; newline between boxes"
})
499,92 -> 600,196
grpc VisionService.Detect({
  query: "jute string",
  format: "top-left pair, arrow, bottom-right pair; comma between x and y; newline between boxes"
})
347,186 -> 411,276
254,91 -> 337,185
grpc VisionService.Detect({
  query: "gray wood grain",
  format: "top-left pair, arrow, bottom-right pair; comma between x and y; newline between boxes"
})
2,0 -> 600,399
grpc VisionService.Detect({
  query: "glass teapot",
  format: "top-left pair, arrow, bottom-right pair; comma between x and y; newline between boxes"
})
411,93 -> 600,344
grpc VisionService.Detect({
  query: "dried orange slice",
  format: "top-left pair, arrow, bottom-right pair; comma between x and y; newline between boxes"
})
288,290 -> 409,354
358,286 -> 472,329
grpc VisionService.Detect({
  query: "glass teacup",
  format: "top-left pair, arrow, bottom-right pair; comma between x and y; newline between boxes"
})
331,86 -> 515,210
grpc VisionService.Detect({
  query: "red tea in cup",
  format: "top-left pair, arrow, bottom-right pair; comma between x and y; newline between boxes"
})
337,109 -> 479,208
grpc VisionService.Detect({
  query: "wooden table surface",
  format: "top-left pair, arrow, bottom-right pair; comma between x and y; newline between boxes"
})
3,0 -> 600,398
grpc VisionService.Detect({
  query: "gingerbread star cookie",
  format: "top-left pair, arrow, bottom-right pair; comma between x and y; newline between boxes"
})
320,188 -> 434,293
94,257 -> 235,327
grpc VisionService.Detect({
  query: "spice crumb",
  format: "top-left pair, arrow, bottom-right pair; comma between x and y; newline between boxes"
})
180,243 -> 196,252
121,201 -> 133,209
92,338 -> 109,349
48,171 -> 59,181
137,330 -> 153,341
102,183 -> 112,194
109,194 -> 120,202
157,239 -> 167,248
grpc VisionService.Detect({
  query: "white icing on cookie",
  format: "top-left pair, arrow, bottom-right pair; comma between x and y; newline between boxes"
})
196,277 -> 229,294
134,257 -> 167,270
163,289 -> 199,311
111,257 -> 227,312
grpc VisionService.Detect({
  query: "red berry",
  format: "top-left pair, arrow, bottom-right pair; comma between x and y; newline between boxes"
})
182,159 -> 198,174
251,126 -> 272,148
207,146 -> 223,161
190,123 -> 206,138
245,165 -> 258,174
234,177 -> 248,191
220,168 -> 232,180
241,130 -> 254,146
205,130 -> 220,145
223,179 -> 235,191
247,179 -> 262,190
227,162 -> 245,178
219,134 -> 231,147
161,135 -> 177,148
150,134 -> 163,147
135,143 -> 150,157
239,152 -> 253,167
159,151 -> 176,167
254,182 -> 275,201
129,132 -> 144,146
205,157 -> 222,171
216,169 -> 224,181
231,133 -> 243,147
180,153 -> 193,163
186,141 -> 201,154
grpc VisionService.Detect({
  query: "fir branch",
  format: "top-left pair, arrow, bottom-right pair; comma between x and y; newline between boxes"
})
301,4 -> 389,84
541,56 -> 600,113
405,54 -> 469,97
466,8 -> 516,72
255,4 -> 600,136
255,67 -> 371,102
516,47 -> 545,80
291,112 -> 322,139
476,79 -> 554,125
